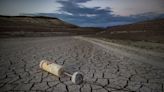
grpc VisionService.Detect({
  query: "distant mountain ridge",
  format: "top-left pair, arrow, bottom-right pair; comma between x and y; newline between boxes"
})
97,18 -> 164,43
0,15 -> 78,29
0,15 -> 102,37
106,18 -> 164,32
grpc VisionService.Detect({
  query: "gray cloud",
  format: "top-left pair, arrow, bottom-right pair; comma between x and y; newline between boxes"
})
79,0 -> 164,16
2,0 -> 163,27
37,0 -> 164,27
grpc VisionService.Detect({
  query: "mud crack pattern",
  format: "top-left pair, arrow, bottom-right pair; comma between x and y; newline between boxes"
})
0,37 -> 164,92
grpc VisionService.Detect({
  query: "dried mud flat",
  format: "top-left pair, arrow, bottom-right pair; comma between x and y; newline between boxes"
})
0,36 -> 164,92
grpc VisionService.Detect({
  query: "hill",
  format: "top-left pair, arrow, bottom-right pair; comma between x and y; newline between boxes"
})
97,19 -> 164,43
106,18 -> 164,32
0,15 -> 102,37
0,15 -> 78,32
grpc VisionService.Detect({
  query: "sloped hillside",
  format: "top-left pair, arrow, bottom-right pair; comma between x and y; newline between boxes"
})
97,19 -> 164,43
0,16 -> 102,37
105,18 -> 164,32
0,15 -> 78,32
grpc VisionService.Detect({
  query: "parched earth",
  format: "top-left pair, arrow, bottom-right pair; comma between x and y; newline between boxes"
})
0,36 -> 164,92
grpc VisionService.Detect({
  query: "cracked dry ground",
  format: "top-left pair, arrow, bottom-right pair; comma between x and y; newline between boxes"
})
0,37 -> 164,92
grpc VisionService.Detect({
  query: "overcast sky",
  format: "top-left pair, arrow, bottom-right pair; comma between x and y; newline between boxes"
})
0,0 -> 164,27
